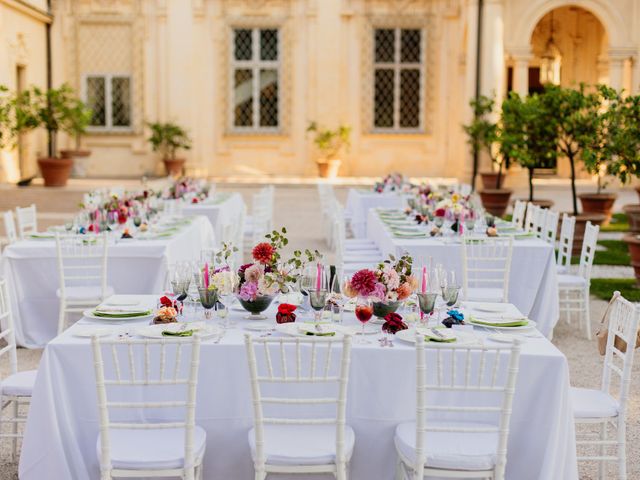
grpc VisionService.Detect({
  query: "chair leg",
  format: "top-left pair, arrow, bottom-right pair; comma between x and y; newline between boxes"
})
618,418 -> 627,480
336,462 -> 347,480
57,302 -> 66,335
184,466 -> 195,480
254,467 -> 267,480
395,457 -> 404,480
11,400 -> 18,460
598,421 -> 607,480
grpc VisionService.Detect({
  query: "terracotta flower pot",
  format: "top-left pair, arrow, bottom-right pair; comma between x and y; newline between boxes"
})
61,149 -> 92,177
316,159 -> 341,178
512,198 -> 554,209
635,186 -> 640,203
624,204 -> 640,234
579,193 -> 617,225
163,158 -> 186,177
37,157 -> 73,187
571,213 -> 606,256
60,149 -> 91,158
623,234 -> 640,285
479,189 -> 513,217
480,171 -> 504,189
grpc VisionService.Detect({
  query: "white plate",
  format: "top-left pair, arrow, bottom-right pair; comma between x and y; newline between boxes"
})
463,302 -> 509,313
72,326 -> 113,338
136,322 -> 221,339
244,324 -> 275,332
395,328 -> 480,346
83,309 -> 154,321
102,296 -> 144,306
486,333 -> 522,343
275,322 -> 352,338
468,319 -> 537,332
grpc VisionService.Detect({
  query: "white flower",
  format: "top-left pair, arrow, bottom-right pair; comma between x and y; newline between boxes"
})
212,270 -> 237,295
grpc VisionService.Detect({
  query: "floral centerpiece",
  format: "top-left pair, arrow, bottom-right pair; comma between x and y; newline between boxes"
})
373,172 -> 412,193
344,254 -> 417,318
162,177 -> 211,202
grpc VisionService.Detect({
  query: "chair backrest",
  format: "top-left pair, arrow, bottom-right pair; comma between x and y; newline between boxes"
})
531,207 -> 547,239
523,203 -> 535,233
542,210 -> 559,246
92,336 -> 202,473
0,277 -> 18,378
15,204 -> 37,238
462,236 -> 513,302
511,201 -> 526,229
577,221 -> 599,281
3,211 -> 18,244
332,203 -> 348,266
55,232 -> 109,300
414,336 -> 521,480
244,335 -> 353,469
601,292 -> 640,416
556,214 -> 576,269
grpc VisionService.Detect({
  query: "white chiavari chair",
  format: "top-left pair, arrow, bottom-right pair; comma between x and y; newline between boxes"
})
0,277 -> 37,460
333,205 -> 384,276
245,187 -> 275,246
532,207 -> 547,239
55,232 -> 113,334
556,214 -> 576,274
91,336 -> 205,480
244,335 -> 354,480
511,201 -> 526,229
542,210 -> 560,246
572,292 -> 639,480
557,221 -> 599,339
15,204 -> 37,239
2,211 -> 18,247
394,335 -> 522,480
462,236 -> 513,303
523,203 -> 536,233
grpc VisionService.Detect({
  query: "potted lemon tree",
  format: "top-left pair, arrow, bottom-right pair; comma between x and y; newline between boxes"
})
307,122 -> 351,178
60,97 -> 93,177
13,84 -> 84,187
147,121 -> 192,177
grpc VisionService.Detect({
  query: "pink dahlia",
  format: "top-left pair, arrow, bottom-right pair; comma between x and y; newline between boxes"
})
350,269 -> 378,297
252,242 -> 275,264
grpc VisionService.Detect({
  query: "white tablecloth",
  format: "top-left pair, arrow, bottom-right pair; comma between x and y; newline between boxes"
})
366,210 -> 560,336
20,297 -> 577,480
182,192 -> 246,241
345,189 -> 406,238
0,217 -> 214,348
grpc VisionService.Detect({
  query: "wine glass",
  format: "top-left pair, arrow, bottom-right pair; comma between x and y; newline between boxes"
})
354,297 -> 373,344
329,271 -> 349,323
298,264 -> 317,314
308,265 -> 329,323
197,287 -> 218,320
217,270 -> 239,328
416,292 -> 438,324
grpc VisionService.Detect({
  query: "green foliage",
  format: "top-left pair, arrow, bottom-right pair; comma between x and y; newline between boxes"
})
11,83 -> 89,157
215,242 -> 239,264
0,86 -> 12,149
463,95 -> 500,165
571,240 -> 630,266
147,121 -> 192,160
307,122 -> 351,159
601,213 -> 629,233
590,279 -> 640,302
500,92 -> 558,201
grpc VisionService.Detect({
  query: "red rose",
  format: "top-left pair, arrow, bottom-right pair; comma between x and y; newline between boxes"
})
191,197 -> 199,204
435,208 -> 446,217
160,296 -> 173,307
117,212 -> 128,224
88,223 -> 95,232
278,303 -> 297,315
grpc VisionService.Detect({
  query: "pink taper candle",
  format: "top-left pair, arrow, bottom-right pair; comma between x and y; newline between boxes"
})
204,263 -> 209,289
316,263 -> 322,291
420,266 -> 427,320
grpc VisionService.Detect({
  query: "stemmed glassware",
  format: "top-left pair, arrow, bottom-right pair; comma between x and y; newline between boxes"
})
354,297 -> 373,344
298,265 -> 317,315
329,270 -> 349,323
308,265 -> 329,323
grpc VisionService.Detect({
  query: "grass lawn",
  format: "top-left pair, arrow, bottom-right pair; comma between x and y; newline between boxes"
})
591,278 -> 640,301
571,239 -> 630,266
601,213 -> 629,232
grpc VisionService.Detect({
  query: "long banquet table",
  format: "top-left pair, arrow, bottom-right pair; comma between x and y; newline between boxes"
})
366,209 -> 560,336
345,189 -> 406,238
0,216 -> 214,348
19,296 -> 577,480
182,192 -> 246,241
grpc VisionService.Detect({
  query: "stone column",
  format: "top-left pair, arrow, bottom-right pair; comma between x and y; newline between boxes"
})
510,47 -> 532,97
480,0 -> 505,104
608,49 -> 628,91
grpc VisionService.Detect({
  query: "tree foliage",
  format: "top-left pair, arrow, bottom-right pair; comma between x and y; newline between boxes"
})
147,121 -> 192,161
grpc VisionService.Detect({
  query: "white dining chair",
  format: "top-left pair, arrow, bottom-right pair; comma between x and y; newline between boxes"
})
55,232 -> 114,334
2,211 -> 18,246
394,335 -> 522,480
557,221 -> 599,340
0,276 -> 37,460
572,291 -> 639,480
542,210 -> 559,246
91,335 -> 205,480
556,214 -> 576,274
245,186 -> 275,246
333,205 -> 384,276
244,335 -> 354,480
532,207 -> 547,239
462,236 -> 513,303
15,204 -> 37,239
511,201 -> 526,229
523,203 -> 536,233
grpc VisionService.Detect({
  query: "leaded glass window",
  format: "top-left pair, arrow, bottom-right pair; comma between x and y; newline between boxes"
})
231,28 -> 280,131
84,74 -> 132,131
372,28 -> 424,132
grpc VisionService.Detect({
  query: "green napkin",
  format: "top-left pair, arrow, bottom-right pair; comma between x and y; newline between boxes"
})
305,331 -> 336,337
469,316 -> 529,327
514,232 -> 536,239
423,328 -> 456,343
29,233 -> 54,239
93,310 -> 152,318
162,329 -> 194,337
394,232 -> 427,238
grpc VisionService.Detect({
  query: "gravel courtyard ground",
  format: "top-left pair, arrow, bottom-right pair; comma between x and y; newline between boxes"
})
0,181 -> 638,479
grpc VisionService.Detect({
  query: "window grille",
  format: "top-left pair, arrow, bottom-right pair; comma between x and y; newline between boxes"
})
84,74 -> 132,131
